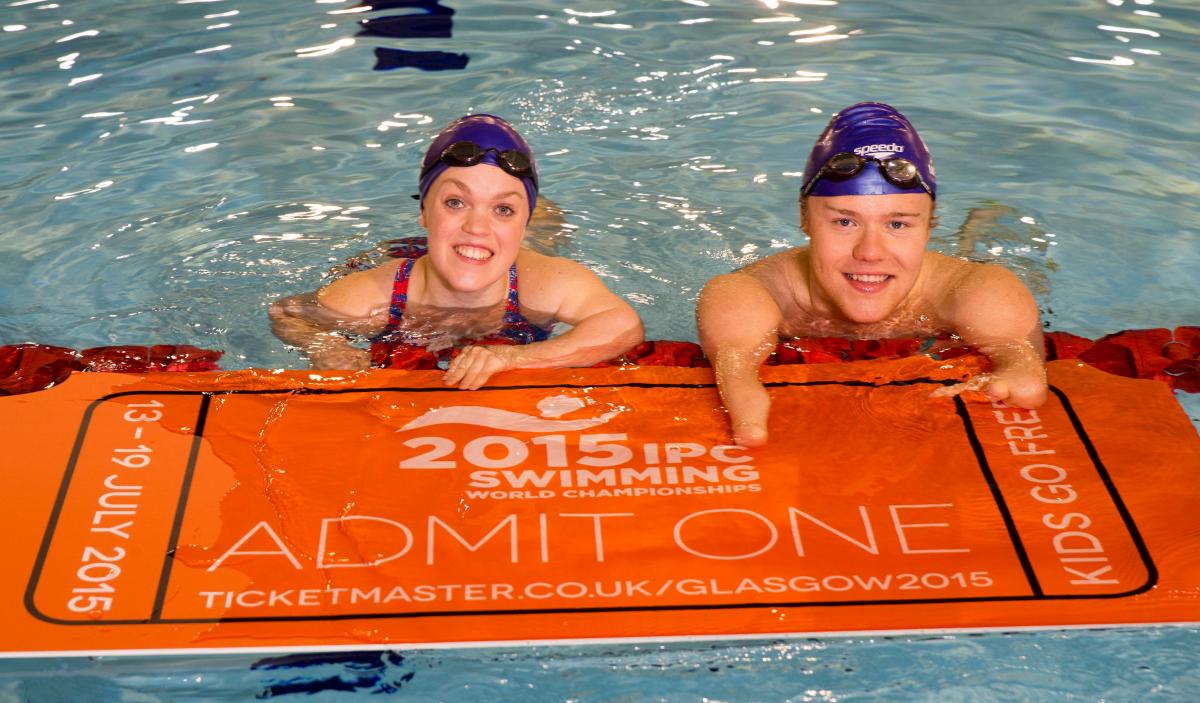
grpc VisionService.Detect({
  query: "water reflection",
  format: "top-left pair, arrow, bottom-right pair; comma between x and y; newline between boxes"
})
356,0 -> 468,70
1098,23 -> 1160,37
67,72 -> 101,86
760,0 -> 839,8
357,0 -> 453,39
1069,0 -> 1164,66
295,36 -> 356,58
1068,55 -> 1135,66
748,70 -> 826,82
56,29 -> 99,42
788,24 -> 847,44
0,0 -> 1194,369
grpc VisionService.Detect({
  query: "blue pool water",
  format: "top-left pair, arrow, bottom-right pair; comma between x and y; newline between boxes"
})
1,0 -> 1197,699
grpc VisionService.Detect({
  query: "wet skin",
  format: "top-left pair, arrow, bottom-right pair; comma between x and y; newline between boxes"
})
269,164 -> 644,387
698,193 -> 1046,447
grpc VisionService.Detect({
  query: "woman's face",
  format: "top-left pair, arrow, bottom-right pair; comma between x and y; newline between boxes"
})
419,164 -> 529,305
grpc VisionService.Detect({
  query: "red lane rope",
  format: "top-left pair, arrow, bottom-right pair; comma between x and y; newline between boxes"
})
2,328 -> 1197,396
0,344 -> 223,396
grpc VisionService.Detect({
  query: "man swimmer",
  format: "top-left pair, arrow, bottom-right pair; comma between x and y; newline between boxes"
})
270,114 -> 643,389
697,102 -> 1047,447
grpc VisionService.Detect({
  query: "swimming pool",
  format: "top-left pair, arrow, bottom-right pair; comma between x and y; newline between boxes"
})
1,0 -> 1197,699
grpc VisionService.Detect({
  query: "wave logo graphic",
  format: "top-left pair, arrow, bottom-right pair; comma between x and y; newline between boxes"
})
400,395 -> 621,433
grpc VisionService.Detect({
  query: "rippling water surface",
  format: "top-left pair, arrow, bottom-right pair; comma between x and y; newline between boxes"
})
1,0 -> 1197,699
4,628 -> 1200,701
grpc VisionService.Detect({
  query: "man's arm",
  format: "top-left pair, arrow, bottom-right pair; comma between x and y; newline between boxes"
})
696,271 -> 785,447
945,262 -> 1047,408
443,256 -> 644,390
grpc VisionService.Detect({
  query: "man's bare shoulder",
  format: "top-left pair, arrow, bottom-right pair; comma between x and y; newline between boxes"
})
919,252 -> 1032,323
740,247 -> 811,314
741,247 -> 805,276
921,251 -> 1021,292
919,251 -> 975,293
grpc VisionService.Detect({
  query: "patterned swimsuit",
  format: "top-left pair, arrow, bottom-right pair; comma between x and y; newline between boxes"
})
371,239 -> 552,365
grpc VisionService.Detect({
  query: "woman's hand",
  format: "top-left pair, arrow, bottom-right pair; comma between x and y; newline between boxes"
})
443,345 -> 521,390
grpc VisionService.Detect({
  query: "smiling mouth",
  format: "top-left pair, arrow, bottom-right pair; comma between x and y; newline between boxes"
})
454,245 -> 493,261
845,273 -> 891,284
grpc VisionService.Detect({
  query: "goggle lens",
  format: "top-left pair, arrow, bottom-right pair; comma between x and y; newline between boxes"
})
881,157 -> 920,188
803,152 -> 928,196
434,141 -> 535,183
825,152 -> 866,178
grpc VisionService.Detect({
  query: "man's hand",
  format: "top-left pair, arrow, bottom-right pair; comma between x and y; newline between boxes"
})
717,372 -> 772,447
930,366 -> 1046,409
984,366 -> 1047,408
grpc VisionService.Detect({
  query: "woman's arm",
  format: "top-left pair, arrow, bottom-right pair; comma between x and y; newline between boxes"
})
442,255 -> 644,389
267,263 -> 395,369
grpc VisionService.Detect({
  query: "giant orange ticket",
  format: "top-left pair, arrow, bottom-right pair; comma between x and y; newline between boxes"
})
2,358 -> 1197,657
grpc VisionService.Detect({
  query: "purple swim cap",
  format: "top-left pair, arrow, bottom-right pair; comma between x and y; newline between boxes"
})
801,102 -> 936,199
418,114 -> 539,218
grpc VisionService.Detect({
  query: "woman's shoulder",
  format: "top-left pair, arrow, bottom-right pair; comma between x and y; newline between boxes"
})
318,258 -> 405,317
515,248 -> 596,279
513,249 -> 615,313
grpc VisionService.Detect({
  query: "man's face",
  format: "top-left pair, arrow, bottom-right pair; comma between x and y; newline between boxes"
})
802,193 -> 933,324
419,164 -> 529,302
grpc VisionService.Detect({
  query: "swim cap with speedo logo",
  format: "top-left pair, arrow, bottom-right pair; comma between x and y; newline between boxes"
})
801,102 -> 936,199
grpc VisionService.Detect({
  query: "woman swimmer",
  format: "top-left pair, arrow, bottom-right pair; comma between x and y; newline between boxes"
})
269,114 -> 643,389
697,102 -> 1047,447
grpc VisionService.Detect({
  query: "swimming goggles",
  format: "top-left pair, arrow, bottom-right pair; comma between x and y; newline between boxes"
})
801,152 -> 932,197
423,140 -> 536,186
